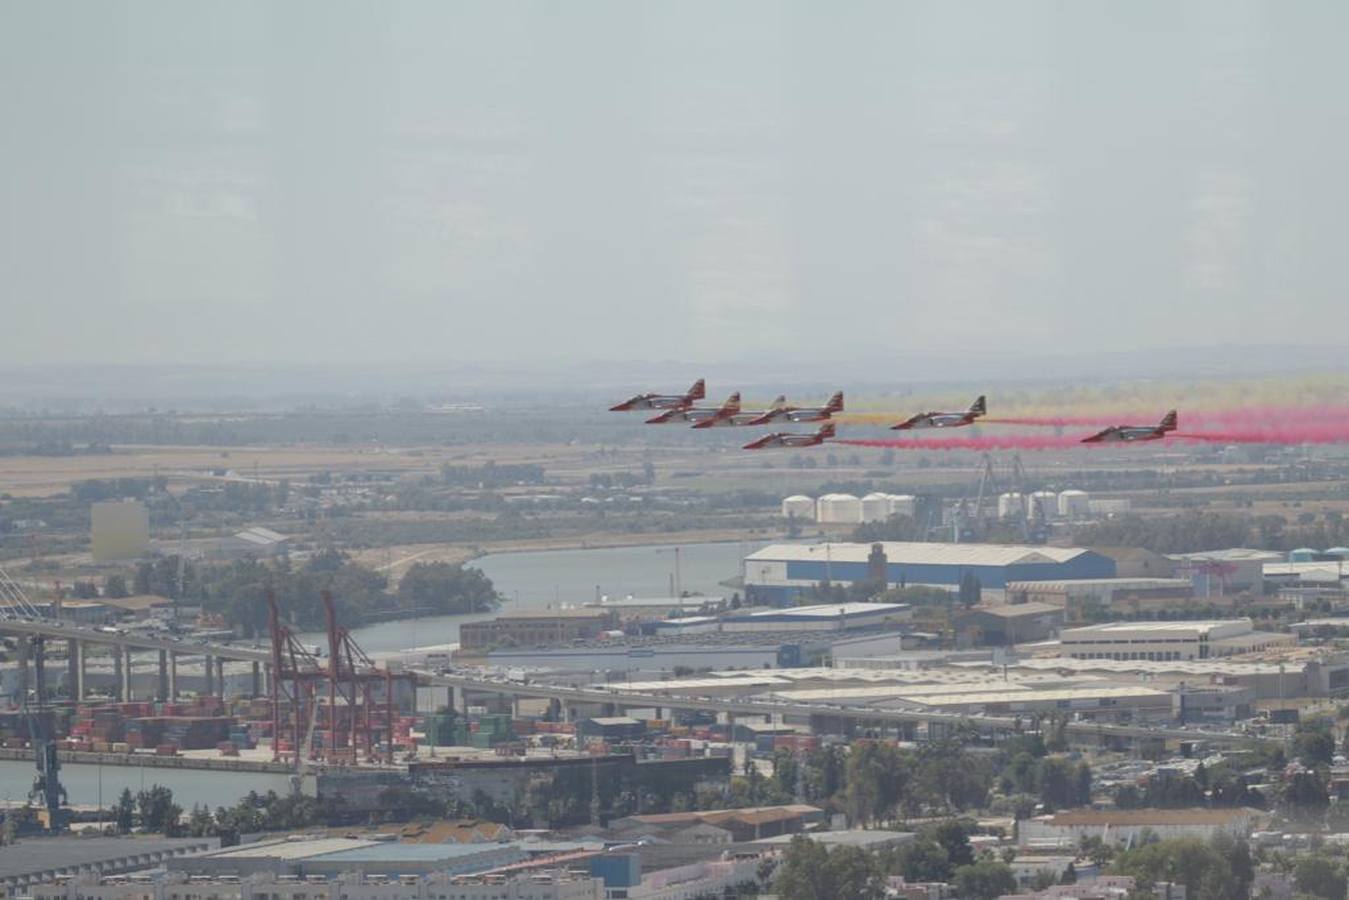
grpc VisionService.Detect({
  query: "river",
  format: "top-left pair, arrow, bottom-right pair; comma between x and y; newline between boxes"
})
307,539 -> 768,654
0,758 -> 293,810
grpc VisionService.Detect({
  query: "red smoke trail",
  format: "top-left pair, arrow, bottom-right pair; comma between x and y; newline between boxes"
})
989,405 -> 1349,432
1171,424 -> 1349,445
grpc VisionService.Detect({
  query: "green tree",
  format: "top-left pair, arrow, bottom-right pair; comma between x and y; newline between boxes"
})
1294,722 -> 1336,768
952,860 -> 1016,900
1111,835 -> 1248,900
773,837 -> 832,900
1295,855 -> 1347,900
886,839 -> 950,882
1281,771 -> 1330,824
103,573 -> 129,598
115,788 -> 135,834
136,785 -> 183,835
397,562 -> 499,615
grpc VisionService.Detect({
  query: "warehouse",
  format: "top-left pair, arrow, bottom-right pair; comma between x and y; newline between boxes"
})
955,602 -> 1065,647
719,602 -> 910,633
1058,619 -> 1295,662
743,542 -> 1116,605
1018,808 -> 1258,849
1004,578 -> 1194,622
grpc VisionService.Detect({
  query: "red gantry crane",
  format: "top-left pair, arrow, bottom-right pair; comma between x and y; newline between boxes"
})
268,589 -> 413,767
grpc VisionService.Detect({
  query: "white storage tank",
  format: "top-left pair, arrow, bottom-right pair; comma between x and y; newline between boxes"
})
1057,489 -> 1091,520
861,493 -> 891,523
997,492 -> 1024,520
887,494 -> 917,518
781,495 -> 816,520
817,493 -> 863,524
1027,491 -> 1058,521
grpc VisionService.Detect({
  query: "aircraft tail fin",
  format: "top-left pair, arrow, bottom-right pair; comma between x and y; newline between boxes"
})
969,395 -> 987,417
818,422 -> 836,439
771,395 -> 786,410
1159,410 -> 1178,432
721,392 -> 741,413
687,378 -> 706,400
827,391 -> 844,412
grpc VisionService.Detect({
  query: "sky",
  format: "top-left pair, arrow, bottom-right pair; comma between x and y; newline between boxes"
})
2,1 -> 1346,370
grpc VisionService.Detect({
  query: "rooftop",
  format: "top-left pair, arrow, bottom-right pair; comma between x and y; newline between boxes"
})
1061,619 -> 1252,636
729,602 -> 907,619
963,602 -> 1063,619
315,843 -> 507,862
199,837 -> 376,860
0,836 -> 215,880
1039,807 -> 1254,826
746,542 -> 1097,567
895,686 -> 1170,707
1006,579 -> 1193,590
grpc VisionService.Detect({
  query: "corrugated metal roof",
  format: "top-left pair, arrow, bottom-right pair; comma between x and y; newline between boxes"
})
899,686 -> 1169,707
731,602 -> 907,619
207,838 -> 377,859
317,843 -> 508,862
963,602 -> 1063,619
1007,578 -> 1192,590
745,542 -> 1094,567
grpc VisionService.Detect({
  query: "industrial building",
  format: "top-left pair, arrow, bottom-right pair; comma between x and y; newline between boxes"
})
34,872 -> 603,900
90,500 -> 150,562
743,541 -> 1116,604
459,609 -> 617,650
955,602 -> 1065,647
1169,548 -> 1281,594
718,602 -> 910,633
585,596 -> 725,621
1018,807 -> 1258,849
1004,578 -> 1194,622
0,837 -> 217,897
169,837 -> 526,878
1058,619 -> 1295,662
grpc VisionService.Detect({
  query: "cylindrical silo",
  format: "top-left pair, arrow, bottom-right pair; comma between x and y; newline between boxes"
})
781,495 -> 816,520
861,493 -> 891,523
997,492 -> 1024,520
1057,489 -> 1091,520
817,493 -> 862,524
887,494 -> 917,518
1027,491 -> 1058,521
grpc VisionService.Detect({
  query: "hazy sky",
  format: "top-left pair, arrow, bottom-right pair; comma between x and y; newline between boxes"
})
2,1 -> 1345,368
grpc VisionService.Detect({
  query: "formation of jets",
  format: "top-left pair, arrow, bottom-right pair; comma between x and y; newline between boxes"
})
609,380 -> 843,449
609,381 -> 1181,450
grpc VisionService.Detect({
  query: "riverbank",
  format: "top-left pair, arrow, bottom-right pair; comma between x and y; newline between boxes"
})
0,747 -> 293,773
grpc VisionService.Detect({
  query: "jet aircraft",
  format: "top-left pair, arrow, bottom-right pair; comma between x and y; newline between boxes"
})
743,391 -> 844,426
891,395 -> 986,430
1081,410 -> 1178,443
741,422 -> 835,450
609,379 -> 705,412
645,393 -> 741,426
692,396 -> 787,428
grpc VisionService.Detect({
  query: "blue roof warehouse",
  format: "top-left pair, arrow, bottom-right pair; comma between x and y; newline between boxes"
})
743,542 -> 1117,605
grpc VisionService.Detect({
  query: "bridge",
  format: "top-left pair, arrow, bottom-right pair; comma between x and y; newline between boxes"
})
0,614 -> 271,702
